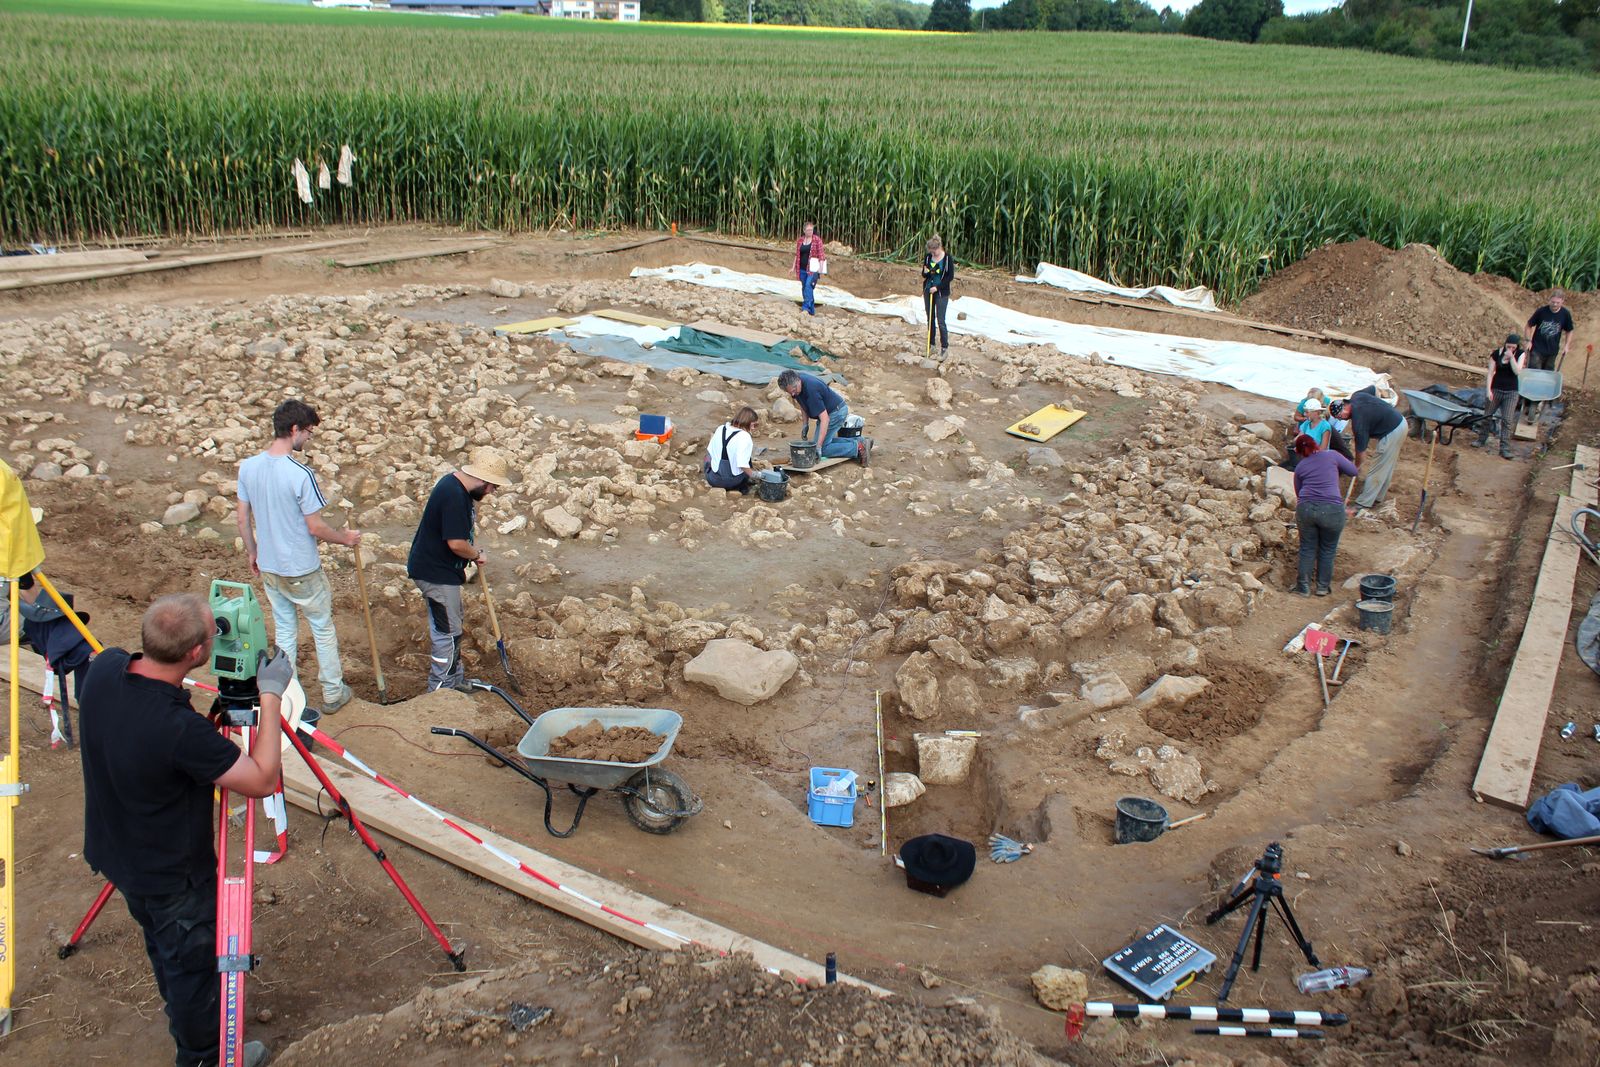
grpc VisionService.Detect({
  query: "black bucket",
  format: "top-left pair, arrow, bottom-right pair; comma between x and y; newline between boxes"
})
1356,599 -> 1393,634
1114,796 -> 1170,844
755,470 -> 789,503
1358,574 -> 1396,603
789,440 -> 818,469
296,706 -> 321,749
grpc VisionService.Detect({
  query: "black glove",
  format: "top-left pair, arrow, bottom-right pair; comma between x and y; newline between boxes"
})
256,647 -> 293,698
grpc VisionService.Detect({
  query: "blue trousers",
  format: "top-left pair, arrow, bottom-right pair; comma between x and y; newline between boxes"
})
817,403 -> 856,460
800,271 -> 819,314
1296,500 -> 1346,589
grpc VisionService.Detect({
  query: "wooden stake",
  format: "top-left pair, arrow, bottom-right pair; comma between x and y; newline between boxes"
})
352,539 -> 387,705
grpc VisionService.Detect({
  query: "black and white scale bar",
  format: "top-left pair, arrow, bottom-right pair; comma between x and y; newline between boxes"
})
1084,1002 -> 1348,1027
1194,1026 -> 1325,1040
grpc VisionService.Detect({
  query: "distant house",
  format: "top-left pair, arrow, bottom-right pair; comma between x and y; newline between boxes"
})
594,0 -> 641,20
387,0 -> 547,11
548,0 -> 595,15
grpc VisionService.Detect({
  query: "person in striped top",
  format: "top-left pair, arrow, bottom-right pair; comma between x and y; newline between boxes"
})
236,399 -> 361,713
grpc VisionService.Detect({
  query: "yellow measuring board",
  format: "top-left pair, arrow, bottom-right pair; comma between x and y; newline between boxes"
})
1005,404 -> 1087,443
494,317 -> 576,336
594,309 -> 679,330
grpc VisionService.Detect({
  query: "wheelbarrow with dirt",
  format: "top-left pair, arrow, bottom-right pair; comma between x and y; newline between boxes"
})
432,704 -> 702,837
1402,389 -> 1483,446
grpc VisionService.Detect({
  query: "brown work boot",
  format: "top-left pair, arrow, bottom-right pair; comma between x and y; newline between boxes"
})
858,438 -> 873,467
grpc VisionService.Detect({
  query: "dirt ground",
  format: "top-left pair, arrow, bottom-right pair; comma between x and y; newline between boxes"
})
2,226 -> 1598,1066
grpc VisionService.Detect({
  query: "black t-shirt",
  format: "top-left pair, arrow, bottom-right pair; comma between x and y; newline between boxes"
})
407,472 -> 475,585
79,649 -> 241,895
1490,347 -> 1521,392
1526,305 -> 1573,356
1348,390 -> 1403,451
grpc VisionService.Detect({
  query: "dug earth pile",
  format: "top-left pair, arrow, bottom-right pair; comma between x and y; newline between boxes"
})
547,721 -> 663,763
2,228 -> 1596,1066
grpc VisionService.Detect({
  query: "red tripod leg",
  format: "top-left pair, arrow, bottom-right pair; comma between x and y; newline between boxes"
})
282,720 -> 465,971
216,726 -> 256,1067
57,881 -> 117,959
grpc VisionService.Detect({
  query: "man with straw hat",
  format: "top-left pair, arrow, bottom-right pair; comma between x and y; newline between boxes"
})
407,449 -> 517,693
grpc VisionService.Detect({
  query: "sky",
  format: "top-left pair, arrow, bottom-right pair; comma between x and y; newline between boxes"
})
969,0 -> 1340,12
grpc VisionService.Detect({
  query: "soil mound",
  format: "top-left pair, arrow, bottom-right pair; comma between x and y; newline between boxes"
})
1241,240 -> 1530,363
548,720 -> 663,763
1144,661 -> 1278,745
275,947 -> 1062,1067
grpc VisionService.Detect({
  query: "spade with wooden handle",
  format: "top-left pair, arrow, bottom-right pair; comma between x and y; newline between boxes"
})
477,566 -> 523,696
1470,833 -> 1600,859
351,538 -> 389,705
1411,426 -> 1438,533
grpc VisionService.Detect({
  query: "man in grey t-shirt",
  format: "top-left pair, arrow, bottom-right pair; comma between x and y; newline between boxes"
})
236,399 -> 361,712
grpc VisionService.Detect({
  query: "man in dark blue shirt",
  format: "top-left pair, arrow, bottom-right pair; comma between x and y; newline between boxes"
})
406,449 -> 516,692
1330,387 -> 1405,517
777,370 -> 872,466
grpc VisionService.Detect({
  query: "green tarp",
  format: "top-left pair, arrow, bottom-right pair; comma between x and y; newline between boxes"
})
656,328 -> 839,379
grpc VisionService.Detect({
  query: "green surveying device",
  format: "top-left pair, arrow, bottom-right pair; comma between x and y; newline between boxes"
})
209,580 -> 269,687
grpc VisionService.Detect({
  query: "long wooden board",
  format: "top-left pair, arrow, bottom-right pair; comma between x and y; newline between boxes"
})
0,239 -> 365,292
1472,445 -> 1600,808
779,455 -> 854,475
333,241 -> 493,268
494,317 -> 576,336
682,319 -> 790,347
0,249 -> 149,272
594,308 -> 678,329
575,235 -> 672,257
1320,330 -> 1479,376
280,758 -> 885,990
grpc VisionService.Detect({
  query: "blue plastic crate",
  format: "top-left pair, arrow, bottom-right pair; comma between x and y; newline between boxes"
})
808,767 -> 857,828
638,413 -> 670,436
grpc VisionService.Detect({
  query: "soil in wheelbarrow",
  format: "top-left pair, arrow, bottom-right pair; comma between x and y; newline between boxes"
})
547,719 -> 665,763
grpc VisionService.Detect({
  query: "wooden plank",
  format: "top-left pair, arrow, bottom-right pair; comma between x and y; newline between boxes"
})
576,235 -> 672,257
0,239 -> 366,292
594,308 -> 679,329
333,242 -> 494,268
0,250 -> 148,272
494,317 -> 576,336
683,234 -> 789,255
779,455 -> 854,475
0,646 -> 49,695
1320,330 -> 1479,376
279,759 -> 885,990
1472,450 -> 1600,808
682,319 -> 789,347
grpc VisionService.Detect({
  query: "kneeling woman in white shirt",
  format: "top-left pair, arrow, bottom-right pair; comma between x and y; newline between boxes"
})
703,406 -> 759,493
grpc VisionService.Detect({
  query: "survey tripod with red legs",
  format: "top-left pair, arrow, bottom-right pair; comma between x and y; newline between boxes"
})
60,681 -> 465,1066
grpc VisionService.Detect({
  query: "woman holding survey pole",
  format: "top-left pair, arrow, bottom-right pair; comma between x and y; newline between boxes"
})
922,235 -> 954,360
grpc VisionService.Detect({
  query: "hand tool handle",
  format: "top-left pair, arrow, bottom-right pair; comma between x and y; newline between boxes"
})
478,566 -> 504,641
352,539 -> 386,693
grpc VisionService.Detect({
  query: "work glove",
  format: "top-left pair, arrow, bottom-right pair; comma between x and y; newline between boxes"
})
256,647 -> 294,698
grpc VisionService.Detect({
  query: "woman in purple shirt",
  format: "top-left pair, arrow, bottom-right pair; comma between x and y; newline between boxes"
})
1291,433 -> 1359,596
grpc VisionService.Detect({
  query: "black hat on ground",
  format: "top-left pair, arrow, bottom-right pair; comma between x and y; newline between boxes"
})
899,834 -> 976,890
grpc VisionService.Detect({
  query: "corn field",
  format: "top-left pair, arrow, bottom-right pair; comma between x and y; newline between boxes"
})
3,3 -> 1599,302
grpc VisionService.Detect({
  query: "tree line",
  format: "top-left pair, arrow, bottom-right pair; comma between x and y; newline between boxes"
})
644,0 -> 1599,72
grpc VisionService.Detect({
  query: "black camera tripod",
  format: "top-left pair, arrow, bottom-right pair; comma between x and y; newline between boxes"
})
1204,842 -> 1319,1001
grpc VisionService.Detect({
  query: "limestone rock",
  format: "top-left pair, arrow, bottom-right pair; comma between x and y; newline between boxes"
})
1243,422 -> 1276,442
541,506 -> 583,538
1189,586 -> 1247,626
1149,746 -> 1210,804
770,396 -> 800,422
509,637 -> 586,686
925,377 -> 954,409
924,416 -> 965,442
1135,674 -> 1211,710
1030,965 -> 1089,1011
683,639 -> 798,706
487,278 -> 522,299
883,772 -> 926,808
895,651 -> 941,719
1080,672 -> 1132,710
915,733 -> 977,786
162,502 -> 200,526
497,514 -> 528,535
1061,601 -> 1112,640
1026,447 -> 1064,469
29,462 -> 63,481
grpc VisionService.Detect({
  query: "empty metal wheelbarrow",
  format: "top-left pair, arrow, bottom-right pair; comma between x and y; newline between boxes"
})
1402,389 -> 1483,445
432,705 -> 703,837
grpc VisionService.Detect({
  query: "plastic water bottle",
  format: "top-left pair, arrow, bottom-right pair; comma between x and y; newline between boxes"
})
1296,966 -> 1370,994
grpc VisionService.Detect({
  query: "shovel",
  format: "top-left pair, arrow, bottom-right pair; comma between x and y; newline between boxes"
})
1411,426 -> 1438,533
1470,833 -> 1600,860
477,566 -> 523,695
351,538 -> 389,705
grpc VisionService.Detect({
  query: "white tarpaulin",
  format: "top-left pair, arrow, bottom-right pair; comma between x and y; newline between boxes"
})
630,263 -> 1380,403
1016,263 -> 1219,313
560,314 -> 678,347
